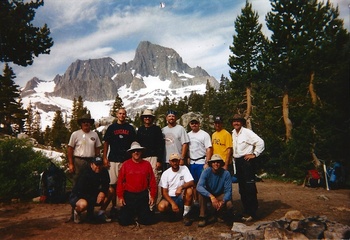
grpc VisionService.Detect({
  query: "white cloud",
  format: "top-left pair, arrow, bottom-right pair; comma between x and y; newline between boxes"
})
10,0 -> 350,87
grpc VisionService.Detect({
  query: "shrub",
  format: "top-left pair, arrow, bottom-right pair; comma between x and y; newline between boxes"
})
0,138 -> 51,201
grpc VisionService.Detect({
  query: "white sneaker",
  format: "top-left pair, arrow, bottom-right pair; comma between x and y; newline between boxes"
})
74,210 -> 81,223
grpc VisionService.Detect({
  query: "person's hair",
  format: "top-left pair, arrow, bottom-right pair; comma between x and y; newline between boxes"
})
117,107 -> 126,113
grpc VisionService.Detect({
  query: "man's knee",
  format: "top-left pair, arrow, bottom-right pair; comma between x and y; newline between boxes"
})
157,200 -> 168,212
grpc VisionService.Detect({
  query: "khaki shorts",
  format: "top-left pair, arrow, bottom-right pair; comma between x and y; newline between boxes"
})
108,162 -> 123,185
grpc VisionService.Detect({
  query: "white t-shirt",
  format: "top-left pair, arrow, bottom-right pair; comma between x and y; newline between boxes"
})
188,129 -> 212,164
159,165 -> 194,197
68,129 -> 102,157
162,125 -> 189,163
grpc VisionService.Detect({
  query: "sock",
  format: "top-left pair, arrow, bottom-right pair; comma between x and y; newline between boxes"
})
183,205 -> 191,216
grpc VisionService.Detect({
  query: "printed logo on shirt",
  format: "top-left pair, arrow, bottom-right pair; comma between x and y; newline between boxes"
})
180,176 -> 184,181
114,129 -> 130,135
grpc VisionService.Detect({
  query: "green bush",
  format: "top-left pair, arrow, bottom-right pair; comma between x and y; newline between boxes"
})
0,138 -> 51,201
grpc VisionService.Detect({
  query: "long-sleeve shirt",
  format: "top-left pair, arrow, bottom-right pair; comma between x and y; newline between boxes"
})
196,167 -> 232,202
72,166 -> 110,199
136,124 -> 165,161
117,158 -> 157,199
232,127 -> 265,158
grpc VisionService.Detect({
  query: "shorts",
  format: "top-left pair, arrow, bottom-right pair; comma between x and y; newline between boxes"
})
108,162 -> 123,185
189,163 -> 204,183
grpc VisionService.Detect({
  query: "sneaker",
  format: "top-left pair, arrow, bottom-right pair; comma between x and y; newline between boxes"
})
97,213 -> 112,223
183,215 -> 192,226
241,215 -> 253,222
73,210 -> 81,224
198,217 -> 206,227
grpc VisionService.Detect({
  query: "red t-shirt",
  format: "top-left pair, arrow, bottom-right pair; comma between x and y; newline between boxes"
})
116,158 -> 157,199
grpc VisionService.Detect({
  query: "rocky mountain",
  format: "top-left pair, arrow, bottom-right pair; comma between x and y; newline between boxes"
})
20,41 -> 219,129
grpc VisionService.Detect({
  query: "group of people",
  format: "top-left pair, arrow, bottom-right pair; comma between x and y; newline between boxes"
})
67,107 -> 264,227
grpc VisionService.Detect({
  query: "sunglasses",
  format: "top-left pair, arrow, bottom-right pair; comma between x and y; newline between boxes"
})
190,121 -> 199,125
130,149 -> 142,153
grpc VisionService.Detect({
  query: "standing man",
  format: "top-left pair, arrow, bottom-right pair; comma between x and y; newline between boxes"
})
196,154 -> 233,227
211,116 -> 233,171
187,117 -> 212,204
136,109 -> 164,180
158,153 -> 194,226
69,157 -> 110,224
162,110 -> 189,168
117,142 -> 157,226
231,114 -> 264,222
103,107 -> 136,218
68,113 -> 102,184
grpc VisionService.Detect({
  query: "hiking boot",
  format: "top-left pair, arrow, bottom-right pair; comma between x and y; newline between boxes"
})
109,207 -> 118,219
73,210 -> 81,224
183,215 -> 192,226
198,217 -> 206,227
96,213 -> 112,223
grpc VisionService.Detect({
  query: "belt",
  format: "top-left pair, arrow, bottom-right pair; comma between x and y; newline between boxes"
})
74,156 -> 94,161
190,156 -> 206,161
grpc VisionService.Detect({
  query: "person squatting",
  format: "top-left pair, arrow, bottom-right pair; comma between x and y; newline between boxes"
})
69,109 -> 264,227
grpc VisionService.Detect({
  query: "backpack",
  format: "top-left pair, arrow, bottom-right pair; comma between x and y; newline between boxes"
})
306,169 -> 322,188
327,161 -> 344,189
39,162 -> 67,203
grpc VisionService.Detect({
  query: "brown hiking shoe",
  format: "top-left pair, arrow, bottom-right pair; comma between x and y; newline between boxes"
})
198,217 -> 206,227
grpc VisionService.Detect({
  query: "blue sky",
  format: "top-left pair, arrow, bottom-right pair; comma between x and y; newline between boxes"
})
7,0 -> 350,87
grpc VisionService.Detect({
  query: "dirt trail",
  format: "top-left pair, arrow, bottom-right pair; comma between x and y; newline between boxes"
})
0,179 -> 349,240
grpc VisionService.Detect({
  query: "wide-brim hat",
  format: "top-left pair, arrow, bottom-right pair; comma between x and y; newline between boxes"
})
141,109 -> 155,118
208,154 -> 224,165
231,114 -> 246,125
78,114 -> 95,125
127,141 -> 145,152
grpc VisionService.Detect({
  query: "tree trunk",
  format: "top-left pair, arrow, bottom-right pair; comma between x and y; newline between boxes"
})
246,86 -> 252,130
283,92 -> 293,142
309,71 -> 317,105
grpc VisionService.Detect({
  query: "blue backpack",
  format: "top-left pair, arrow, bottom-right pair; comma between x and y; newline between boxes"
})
39,162 -> 67,203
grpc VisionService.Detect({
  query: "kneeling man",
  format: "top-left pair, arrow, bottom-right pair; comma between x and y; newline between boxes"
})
69,157 -> 110,223
158,153 -> 194,226
196,154 -> 233,227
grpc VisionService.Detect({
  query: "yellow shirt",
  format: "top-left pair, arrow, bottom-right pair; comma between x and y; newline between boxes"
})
212,129 -> 233,162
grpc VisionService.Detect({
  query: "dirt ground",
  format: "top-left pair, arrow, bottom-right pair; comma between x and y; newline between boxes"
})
0,179 -> 349,240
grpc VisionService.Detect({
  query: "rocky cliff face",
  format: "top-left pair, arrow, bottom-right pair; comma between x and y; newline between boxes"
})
22,41 -> 219,102
50,57 -> 120,101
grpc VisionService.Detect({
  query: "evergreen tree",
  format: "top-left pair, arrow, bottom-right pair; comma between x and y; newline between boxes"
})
265,0 -> 349,177
0,0 -> 53,66
110,94 -> 123,117
51,110 -> 69,149
0,64 -> 26,134
24,102 -> 34,135
228,0 -> 267,130
69,96 -> 88,132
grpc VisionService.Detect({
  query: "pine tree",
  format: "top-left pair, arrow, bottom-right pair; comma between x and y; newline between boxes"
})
228,0 -> 267,130
51,110 -> 69,149
0,64 -> 26,135
24,102 -> 34,135
265,0 -> 349,177
110,94 -> 123,117
0,0 -> 53,66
